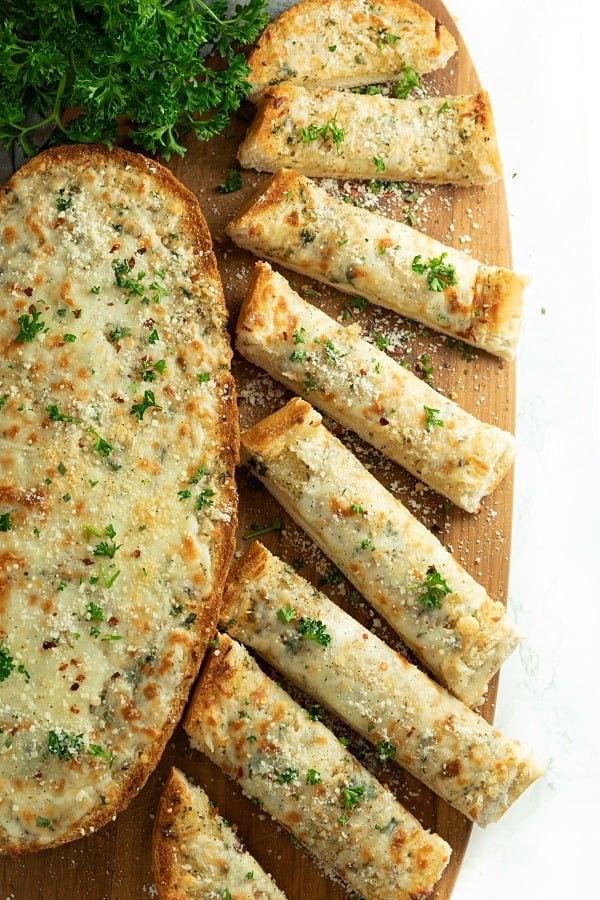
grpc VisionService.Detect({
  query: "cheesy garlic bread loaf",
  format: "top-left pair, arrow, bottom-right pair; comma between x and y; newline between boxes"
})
0,145 -> 238,853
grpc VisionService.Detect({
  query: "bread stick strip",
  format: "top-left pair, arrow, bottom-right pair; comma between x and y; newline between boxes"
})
226,169 -> 528,359
153,766 -> 288,899
236,261 -> 515,513
238,85 -> 502,186
240,398 -> 521,706
246,0 -> 457,102
221,543 -> 545,827
184,634 -> 451,900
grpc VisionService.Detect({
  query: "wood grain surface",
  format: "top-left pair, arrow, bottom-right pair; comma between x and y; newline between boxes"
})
0,2 -> 517,897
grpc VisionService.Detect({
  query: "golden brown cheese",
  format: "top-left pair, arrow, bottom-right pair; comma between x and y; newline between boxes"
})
246,0 -> 457,101
184,634 -> 451,899
238,84 -> 503,185
0,145 -> 238,853
240,398 -> 522,707
153,767 -> 287,899
225,170 -> 528,360
222,542 -> 545,827
236,261 -> 515,512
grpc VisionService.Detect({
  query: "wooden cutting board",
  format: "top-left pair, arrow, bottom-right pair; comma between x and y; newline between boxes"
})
0,1 -> 516,897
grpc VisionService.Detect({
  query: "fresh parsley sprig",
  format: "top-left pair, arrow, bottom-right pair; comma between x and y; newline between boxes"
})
0,0 -> 269,160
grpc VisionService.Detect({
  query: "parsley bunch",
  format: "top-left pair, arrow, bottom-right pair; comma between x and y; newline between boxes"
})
0,0 -> 269,160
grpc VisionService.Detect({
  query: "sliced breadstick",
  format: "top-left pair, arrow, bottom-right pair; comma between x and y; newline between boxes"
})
236,261 -> 515,513
221,542 -> 545,827
225,169 -> 528,359
246,0 -> 457,101
153,766 -> 287,899
184,634 -> 451,900
240,398 -> 522,707
238,84 -> 502,186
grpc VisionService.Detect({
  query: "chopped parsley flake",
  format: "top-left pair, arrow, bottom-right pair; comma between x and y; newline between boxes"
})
424,406 -> 444,431
393,64 -> 423,99
412,252 -> 457,292
48,729 -> 84,760
87,429 -> 113,457
276,767 -> 298,784
15,306 -> 47,342
409,565 -> 452,609
130,389 -> 159,420
297,616 -> 331,647
46,404 -> 80,423
216,167 -> 242,193
242,518 -> 283,540
342,784 -> 365,810
300,113 -> 345,150
277,605 -> 296,624
376,739 -> 396,761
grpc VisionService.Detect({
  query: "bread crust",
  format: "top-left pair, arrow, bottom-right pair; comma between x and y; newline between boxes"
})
0,144 -> 238,853
238,84 -> 502,186
246,0 -> 457,101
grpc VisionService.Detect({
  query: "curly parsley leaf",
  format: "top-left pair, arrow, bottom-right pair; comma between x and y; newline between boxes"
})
409,565 -> 452,609
297,616 -> 332,648
0,0 -> 269,160
412,252 -> 457,292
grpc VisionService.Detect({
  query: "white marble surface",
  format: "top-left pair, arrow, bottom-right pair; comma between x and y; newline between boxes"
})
449,1 -> 599,897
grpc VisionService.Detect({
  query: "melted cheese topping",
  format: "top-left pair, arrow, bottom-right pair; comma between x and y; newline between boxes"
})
0,149 -> 237,850
223,543 -> 545,827
185,635 -> 451,900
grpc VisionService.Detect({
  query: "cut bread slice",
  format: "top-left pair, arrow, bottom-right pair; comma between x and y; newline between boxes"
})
238,84 -> 502,186
246,0 -> 457,101
153,767 -> 287,899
